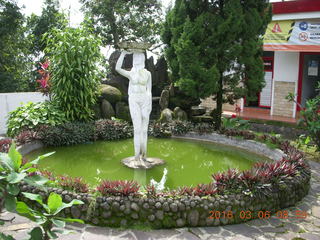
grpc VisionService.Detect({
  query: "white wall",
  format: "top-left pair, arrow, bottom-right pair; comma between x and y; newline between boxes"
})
273,51 -> 300,83
271,51 -> 299,118
0,92 -> 47,135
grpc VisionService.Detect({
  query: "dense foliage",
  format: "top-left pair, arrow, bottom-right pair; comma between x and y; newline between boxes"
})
0,0 -> 34,92
162,0 -> 272,129
287,83 -> 320,151
45,25 -> 103,121
26,0 -> 67,55
7,101 -> 66,137
80,0 -> 163,48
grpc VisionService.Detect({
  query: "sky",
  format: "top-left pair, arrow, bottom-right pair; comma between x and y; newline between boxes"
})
18,0 -> 174,26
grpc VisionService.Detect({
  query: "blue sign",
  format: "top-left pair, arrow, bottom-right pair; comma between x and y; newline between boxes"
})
299,22 -> 308,31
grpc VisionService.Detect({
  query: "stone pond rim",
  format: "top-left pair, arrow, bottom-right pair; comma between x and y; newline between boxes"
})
16,133 -> 311,228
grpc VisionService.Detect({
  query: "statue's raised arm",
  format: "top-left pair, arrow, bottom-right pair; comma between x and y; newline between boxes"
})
115,51 -> 131,78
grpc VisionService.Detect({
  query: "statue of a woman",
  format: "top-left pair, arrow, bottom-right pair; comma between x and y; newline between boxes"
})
115,50 -> 152,167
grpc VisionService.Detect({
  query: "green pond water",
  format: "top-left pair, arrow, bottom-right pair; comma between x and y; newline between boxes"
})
26,138 -> 269,189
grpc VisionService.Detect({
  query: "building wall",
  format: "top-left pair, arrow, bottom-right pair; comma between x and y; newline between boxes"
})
271,52 -> 299,118
0,92 -> 47,135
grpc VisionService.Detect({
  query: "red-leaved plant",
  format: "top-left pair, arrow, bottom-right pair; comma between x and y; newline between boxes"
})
36,60 -> 51,96
97,180 -> 140,196
0,138 -> 12,153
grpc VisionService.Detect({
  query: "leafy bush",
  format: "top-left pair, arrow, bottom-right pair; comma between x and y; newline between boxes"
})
222,117 -> 250,130
287,83 -> 320,151
97,180 -> 140,196
149,122 -> 172,138
222,129 -> 255,140
94,119 -> 133,140
7,101 -> 66,137
45,25 -> 103,122
0,138 -> 12,153
39,122 -> 95,147
171,121 -> 193,135
56,175 -> 89,193
178,183 -> 217,197
15,130 -> 40,145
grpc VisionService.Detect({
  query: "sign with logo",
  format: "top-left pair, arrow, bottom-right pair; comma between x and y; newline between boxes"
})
263,20 -> 320,52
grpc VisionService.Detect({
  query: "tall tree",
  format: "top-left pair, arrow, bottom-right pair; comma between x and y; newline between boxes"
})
80,0 -> 163,48
27,0 -> 67,55
0,0 -> 33,92
162,0 -> 271,129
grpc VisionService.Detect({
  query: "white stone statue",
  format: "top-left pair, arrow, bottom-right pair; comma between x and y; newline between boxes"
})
116,50 -> 152,167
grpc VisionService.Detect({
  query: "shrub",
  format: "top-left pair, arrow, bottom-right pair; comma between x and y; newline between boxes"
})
39,122 -> 95,146
222,129 -> 255,140
45,25 -> 103,122
56,175 -> 89,193
7,101 -> 66,137
0,138 -> 12,153
15,130 -> 39,145
287,83 -> 320,151
149,122 -> 172,138
171,121 -> 193,135
94,119 -> 133,140
222,117 -> 250,130
97,180 -> 140,196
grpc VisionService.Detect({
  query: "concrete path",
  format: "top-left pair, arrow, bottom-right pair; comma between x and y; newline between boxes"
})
1,161 -> 320,240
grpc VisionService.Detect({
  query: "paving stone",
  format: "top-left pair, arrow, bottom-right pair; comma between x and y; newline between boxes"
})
259,226 -> 286,233
58,231 -> 83,240
274,232 -> 299,240
246,219 -> 270,227
312,206 -> 320,218
267,217 -> 283,227
283,222 -> 301,232
223,224 -> 262,236
300,232 -> 320,240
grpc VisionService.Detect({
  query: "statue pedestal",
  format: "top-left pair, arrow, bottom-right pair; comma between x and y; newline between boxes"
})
121,157 -> 165,169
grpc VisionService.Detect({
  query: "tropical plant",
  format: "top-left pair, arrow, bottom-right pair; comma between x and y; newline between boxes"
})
45,24 -> 103,121
80,0 -> 163,48
7,101 -> 66,137
286,82 -> 320,151
36,60 -> 51,96
162,0 -> 272,130
97,180 -> 140,196
17,192 -> 84,240
0,142 -> 51,216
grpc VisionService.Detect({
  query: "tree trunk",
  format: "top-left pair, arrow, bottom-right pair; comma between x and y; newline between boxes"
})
215,74 -> 223,131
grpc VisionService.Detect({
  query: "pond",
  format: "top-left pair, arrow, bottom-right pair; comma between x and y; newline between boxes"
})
26,138 -> 269,189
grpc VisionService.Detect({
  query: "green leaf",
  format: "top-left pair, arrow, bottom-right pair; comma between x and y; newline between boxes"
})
7,172 -> 26,184
21,192 -> 44,205
54,199 -> 83,215
47,192 -> 63,214
56,217 -> 84,224
47,230 -> 59,239
24,175 -> 48,188
8,142 -> 22,171
4,195 -> 16,212
51,218 -> 65,228
0,153 -> 13,171
0,232 -> 15,240
6,184 -> 20,196
28,227 -> 43,240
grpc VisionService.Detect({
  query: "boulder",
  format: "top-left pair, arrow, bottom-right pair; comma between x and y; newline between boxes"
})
101,99 -> 115,119
191,106 -> 206,116
173,107 -> 188,121
100,84 -> 122,104
159,90 -> 170,110
103,75 -> 129,97
115,102 -> 131,121
159,108 -> 173,123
